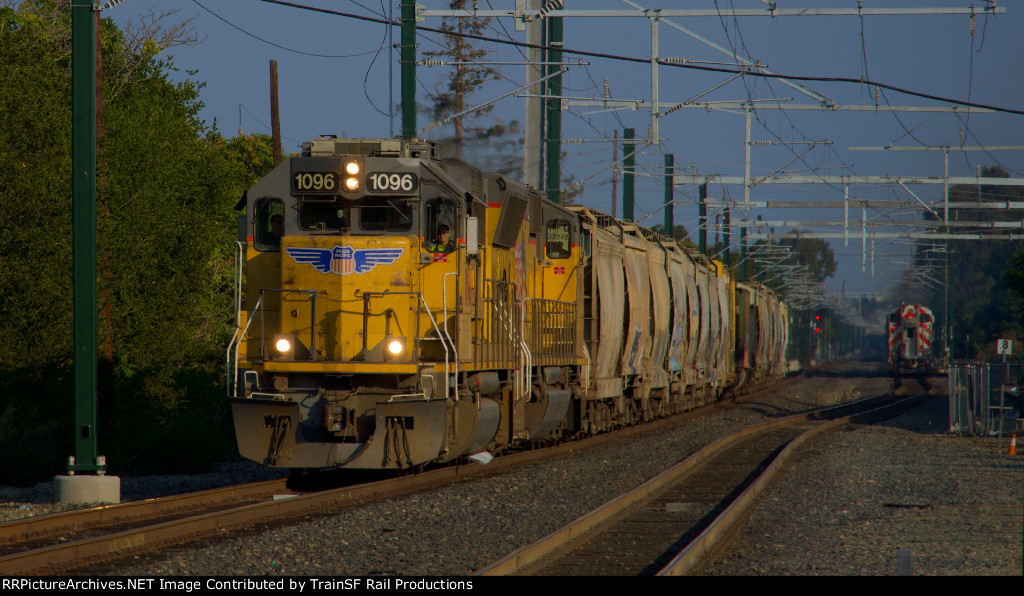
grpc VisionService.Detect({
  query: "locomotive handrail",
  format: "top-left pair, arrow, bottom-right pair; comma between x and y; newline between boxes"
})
226,294 -> 264,398
524,297 -> 576,366
358,290 -> 451,397
484,278 -> 529,400
415,292 -> 451,400
581,342 -> 591,397
520,332 -> 532,401
233,241 -> 245,323
442,272 -> 460,399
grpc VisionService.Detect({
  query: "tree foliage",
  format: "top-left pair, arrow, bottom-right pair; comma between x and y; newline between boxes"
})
421,0 -> 522,176
650,224 -> 691,243
778,234 -> 837,282
0,1 -> 267,482
928,165 -> 1024,359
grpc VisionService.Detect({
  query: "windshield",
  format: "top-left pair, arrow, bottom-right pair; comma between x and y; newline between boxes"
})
299,201 -> 350,232
359,198 -> 414,232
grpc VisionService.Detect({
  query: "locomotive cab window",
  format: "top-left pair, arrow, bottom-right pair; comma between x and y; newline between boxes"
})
359,198 -> 413,232
545,219 -> 572,259
422,188 -> 459,254
254,198 -> 285,252
299,201 -> 350,232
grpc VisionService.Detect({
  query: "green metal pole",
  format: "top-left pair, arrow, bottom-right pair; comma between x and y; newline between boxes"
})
401,1 -> 416,140
698,183 -> 707,254
545,13 -> 563,203
663,154 -> 674,236
71,0 -> 99,474
623,128 -> 635,221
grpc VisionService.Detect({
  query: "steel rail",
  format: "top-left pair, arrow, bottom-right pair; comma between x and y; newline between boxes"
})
0,478 -> 290,548
0,368 -> 825,575
474,387 -> 930,576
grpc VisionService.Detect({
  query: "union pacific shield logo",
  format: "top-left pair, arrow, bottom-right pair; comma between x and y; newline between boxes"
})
285,245 -> 404,276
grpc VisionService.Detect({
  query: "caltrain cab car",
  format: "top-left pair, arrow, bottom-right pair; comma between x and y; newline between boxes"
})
887,303 -> 934,374
226,136 -> 792,472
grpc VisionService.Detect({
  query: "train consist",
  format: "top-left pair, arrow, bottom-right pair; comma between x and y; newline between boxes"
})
886,303 -> 934,374
226,136 -> 790,470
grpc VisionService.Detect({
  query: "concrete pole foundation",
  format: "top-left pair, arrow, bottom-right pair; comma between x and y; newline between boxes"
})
53,475 -> 121,505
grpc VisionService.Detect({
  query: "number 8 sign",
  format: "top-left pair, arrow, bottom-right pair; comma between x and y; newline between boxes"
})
998,339 -> 1013,355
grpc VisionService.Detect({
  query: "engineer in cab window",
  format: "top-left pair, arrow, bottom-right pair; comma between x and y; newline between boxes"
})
267,214 -> 284,248
426,224 -> 455,253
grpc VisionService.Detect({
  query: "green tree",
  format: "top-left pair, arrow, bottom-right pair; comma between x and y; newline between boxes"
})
226,133 -> 277,189
421,0 -> 522,175
650,224 -> 691,243
779,234 -> 838,282
935,165 -> 1024,358
0,1 -> 254,482
1007,251 -> 1024,319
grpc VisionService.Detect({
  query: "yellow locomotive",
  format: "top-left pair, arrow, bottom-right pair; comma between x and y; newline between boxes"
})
227,136 -> 789,470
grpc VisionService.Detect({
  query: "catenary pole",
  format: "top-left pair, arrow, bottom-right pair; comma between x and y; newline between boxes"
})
71,0 -> 101,474
401,1 -> 416,139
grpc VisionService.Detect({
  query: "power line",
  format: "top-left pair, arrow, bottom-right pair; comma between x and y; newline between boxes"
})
256,0 -> 1024,116
191,0 -> 382,58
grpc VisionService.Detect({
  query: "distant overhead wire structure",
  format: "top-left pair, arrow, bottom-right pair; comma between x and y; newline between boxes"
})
253,0 -> 1024,116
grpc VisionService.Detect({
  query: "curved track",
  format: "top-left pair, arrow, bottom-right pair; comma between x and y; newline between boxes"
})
0,369 -> 834,575
475,382 -> 930,576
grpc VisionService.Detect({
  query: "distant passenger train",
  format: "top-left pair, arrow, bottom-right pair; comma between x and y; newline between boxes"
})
887,303 -> 934,374
226,136 -> 791,471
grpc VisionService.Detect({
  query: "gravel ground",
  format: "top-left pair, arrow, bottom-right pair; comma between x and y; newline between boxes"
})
695,382 -> 1024,576
7,360 -> 1018,576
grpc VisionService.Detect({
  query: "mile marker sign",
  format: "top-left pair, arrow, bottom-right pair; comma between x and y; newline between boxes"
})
997,339 -> 1013,355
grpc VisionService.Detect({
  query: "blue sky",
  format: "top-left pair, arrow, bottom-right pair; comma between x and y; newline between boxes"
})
109,0 -> 1024,303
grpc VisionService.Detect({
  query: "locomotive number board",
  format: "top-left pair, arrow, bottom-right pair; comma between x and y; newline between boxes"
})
366,172 -> 419,194
292,171 -> 339,194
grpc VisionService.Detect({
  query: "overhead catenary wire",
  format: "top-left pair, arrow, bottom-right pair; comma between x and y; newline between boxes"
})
254,0 -> 1024,116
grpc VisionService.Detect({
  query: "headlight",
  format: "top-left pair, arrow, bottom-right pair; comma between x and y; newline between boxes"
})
388,340 -> 404,355
344,177 -> 360,191
275,337 -> 292,353
344,161 -> 360,175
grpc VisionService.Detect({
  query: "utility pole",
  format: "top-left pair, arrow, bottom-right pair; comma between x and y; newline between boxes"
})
389,0 -> 394,138
401,1 -> 416,140
723,203 -> 731,263
545,8 -> 563,203
270,60 -> 282,166
698,183 -> 707,254
523,0 -> 543,189
740,224 -> 747,279
623,128 -> 635,221
611,129 -> 618,217
664,154 -> 674,236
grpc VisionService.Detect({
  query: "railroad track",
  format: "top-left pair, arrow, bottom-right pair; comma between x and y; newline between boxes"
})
0,368 -> 837,575
475,381 -> 930,576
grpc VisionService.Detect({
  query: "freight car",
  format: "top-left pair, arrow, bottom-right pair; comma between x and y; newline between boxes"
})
886,303 -> 934,374
226,136 -> 790,470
